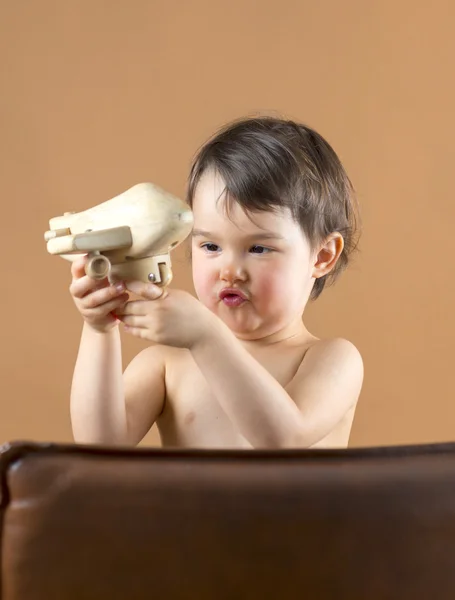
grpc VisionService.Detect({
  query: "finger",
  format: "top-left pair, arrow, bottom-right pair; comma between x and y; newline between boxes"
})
116,299 -> 151,316
122,325 -> 147,339
82,285 -> 128,309
125,280 -> 166,300
117,314 -> 146,327
70,275 -> 114,300
95,293 -> 130,315
70,255 -> 89,279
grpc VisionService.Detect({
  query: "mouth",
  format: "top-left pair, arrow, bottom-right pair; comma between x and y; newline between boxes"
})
219,288 -> 248,307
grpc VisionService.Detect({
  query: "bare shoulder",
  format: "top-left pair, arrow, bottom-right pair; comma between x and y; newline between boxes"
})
124,343 -> 168,381
303,337 -> 364,375
286,336 -> 364,415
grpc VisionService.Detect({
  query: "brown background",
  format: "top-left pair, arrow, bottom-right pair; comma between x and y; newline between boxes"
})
1,1 -> 453,448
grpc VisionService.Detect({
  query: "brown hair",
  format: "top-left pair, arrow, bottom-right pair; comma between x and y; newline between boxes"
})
186,116 -> 360,300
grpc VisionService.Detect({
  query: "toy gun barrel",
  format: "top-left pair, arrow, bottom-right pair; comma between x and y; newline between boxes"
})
45,226 -> 133,255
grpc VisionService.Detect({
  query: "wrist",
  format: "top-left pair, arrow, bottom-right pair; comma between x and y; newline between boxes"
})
190,314 -> 232,354
84,320 -> 119,336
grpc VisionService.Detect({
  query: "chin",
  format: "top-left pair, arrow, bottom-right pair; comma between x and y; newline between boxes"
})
222,316 -> 276,340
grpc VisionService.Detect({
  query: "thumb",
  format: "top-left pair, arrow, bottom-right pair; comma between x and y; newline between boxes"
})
126,280 -> 167,300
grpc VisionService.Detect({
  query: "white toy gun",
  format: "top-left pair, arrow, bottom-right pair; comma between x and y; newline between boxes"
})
44,183 -> 193,287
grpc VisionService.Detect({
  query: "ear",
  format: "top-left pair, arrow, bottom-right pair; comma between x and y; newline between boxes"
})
312,233 -> 344,279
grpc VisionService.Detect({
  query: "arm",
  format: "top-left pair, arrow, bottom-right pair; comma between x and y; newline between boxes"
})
71,323 -> 126,444
190,326 -> 363,449
70,323 -> 165,445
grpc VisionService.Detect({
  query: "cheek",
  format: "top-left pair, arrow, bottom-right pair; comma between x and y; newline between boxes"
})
191,253 -> 216,300
251,258 -> 289,298
252,258 -> 305,308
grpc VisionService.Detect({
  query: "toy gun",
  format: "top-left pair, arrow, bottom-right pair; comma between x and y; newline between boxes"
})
44,182 -> 193,287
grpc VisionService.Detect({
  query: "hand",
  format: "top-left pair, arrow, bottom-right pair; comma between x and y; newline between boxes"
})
69,256 -> 130,333
117,281 -> 218,348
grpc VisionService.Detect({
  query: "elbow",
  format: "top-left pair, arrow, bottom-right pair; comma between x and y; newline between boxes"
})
277,421 -> 321,449
251,427 -> 314,450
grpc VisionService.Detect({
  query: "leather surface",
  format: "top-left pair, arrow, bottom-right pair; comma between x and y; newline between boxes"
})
2,441 -> 455,599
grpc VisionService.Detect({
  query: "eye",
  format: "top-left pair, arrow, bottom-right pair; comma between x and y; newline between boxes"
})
250,245 -> 272,254
201,243 -> 220,253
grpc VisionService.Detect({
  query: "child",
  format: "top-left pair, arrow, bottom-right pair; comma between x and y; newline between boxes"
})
69,116 -> 363,449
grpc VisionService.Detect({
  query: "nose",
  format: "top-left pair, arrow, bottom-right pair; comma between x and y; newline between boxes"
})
219,254 -> 248,284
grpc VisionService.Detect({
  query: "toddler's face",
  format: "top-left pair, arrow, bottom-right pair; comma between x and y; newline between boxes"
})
191,170 -> 316,340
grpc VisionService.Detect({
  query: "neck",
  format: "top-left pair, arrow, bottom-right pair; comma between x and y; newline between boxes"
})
237,317 -> 310,348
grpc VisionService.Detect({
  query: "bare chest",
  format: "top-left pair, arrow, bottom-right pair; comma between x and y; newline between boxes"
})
156,345 -> 308,449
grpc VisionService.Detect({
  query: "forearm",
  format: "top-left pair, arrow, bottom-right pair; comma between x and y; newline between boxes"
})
70,322 -> 127,445
190,324 -> 305,448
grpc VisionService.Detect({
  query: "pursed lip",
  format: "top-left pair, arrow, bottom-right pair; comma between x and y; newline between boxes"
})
218,287 -> 248,301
